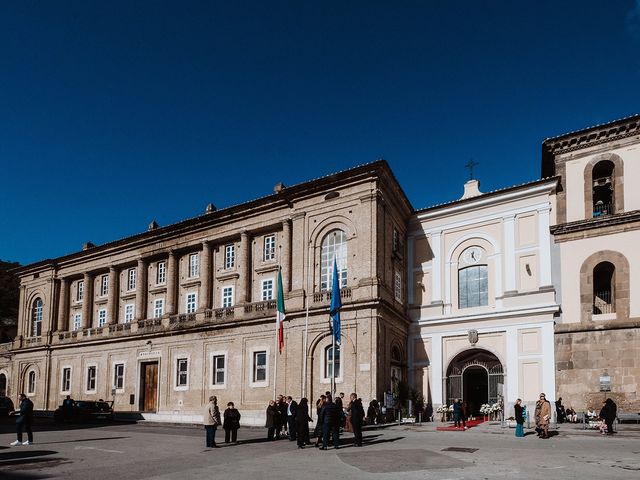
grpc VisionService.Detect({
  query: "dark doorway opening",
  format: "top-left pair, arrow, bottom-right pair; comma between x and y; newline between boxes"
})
463,366 -> 488,416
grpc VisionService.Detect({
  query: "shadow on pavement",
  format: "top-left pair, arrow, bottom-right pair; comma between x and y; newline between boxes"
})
34,436 -> 130,445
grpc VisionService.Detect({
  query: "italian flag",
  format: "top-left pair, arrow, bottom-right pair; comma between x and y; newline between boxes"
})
276,267 -> 286,354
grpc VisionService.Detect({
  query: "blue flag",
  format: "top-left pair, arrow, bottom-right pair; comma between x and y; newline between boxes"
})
330,257 -> 342,345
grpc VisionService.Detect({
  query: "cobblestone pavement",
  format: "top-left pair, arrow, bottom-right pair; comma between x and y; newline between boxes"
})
1,418 -> 639,479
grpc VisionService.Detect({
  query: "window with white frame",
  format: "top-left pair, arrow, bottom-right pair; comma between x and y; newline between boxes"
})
458,265 -> 488,309
124,304 -> 134,323
186,292 -> 197,313
212,354 -> 226,386
27,371 -> 36,395
73,313 -> 82,331
261,278 -> 274,301
77,280 -> 84,301
157,261 -> 166,285
98,308 -> 107,327
224,244 -> 235,269
176,358 -> 188,387
100,274 -> 109,296
320,230 -> 348,291
61,367 -> 71,392
253,350 -> 267,383
324,345 -> 341,379
189,253 -> 199,278
31,298 -> 43,337
127,268 -> 136,291
222,286 -> 234,308
154,299 -> 164,318
86,365 -> 96,392
394,270 -> 402,302
113,363 -> 125,390
263,234 -> 276,261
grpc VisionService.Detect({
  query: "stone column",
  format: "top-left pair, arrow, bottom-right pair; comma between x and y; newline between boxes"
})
430,231 -> 443,303
199,241 -> 212,310
166,250 -> 178,315
281,219 -> 292,292
290,211 -> 306,292
57,277 -> 69,331
135,258 -> 148,320
17,285 -> 26,340
238,230 -> 251,303
108,267 -> 119,325
503,215 -> 516,293
81,272 -> 94,329
537,207 -> 552,287
430,333 -> 443,406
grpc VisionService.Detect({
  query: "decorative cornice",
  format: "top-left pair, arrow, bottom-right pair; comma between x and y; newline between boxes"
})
550,210 -> 640,238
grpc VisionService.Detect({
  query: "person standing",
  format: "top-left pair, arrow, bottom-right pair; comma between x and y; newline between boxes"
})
453,398 -> 462,428
348,393 -> 365,447
203,395 -> 221,448
286,396 -> 298,441
295,398 -> 311,449
534,393 -> 551,439
601,398 -> 617,435
319,394 -> 340,450
62,395 -> 74,423
514,398 -> 525,438
223,401 -> 241,444
10,393 -> 34,446
265,400 -> 278,440
336,393 -> 345,429
313,395 -> 326,447
555,397 -> 566,424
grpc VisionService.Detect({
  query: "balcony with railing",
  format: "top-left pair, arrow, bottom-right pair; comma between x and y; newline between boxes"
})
592,201 -> 613,217
313,287 -> 352,304
593,291 -> 615,315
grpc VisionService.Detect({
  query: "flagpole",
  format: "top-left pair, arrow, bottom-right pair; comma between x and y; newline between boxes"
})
273,263 -> 280,401
331,329 -> 336,397
302,240 -> 311,400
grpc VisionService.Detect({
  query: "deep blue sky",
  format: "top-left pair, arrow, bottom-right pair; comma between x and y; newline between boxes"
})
1,1 -> 639,265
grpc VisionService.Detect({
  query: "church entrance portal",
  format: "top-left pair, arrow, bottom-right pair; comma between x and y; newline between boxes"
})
446,349 -> 503,416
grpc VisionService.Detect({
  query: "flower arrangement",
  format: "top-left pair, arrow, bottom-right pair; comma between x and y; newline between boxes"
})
435,405 -> 453,414
480,403 -> 503,418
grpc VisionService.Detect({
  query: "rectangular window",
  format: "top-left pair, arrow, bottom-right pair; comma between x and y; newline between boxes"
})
157,261 -> 166,285
98,309 -> 107,327
154,299 -> 164,318
393,228 -> 400,252
458,265 -> 489,309
77,280 -> 84,301
213,355 -> 225,385
263,234 -> 276,261
124,304 -> 134,323
61,367 -> 71,392
186,292 -> 197,314
394,270 -> 402,302
261,278 -> 274,301
86,366 -> 96,392
100,275 -> 109,297
224,244 -> 235,269
176,358 -> 188,387
222,286 -> 234,308
253,351 -> 267,383
127,268 -> 136,291
114,363 -> 125,390
189,253 -> 199,278
73,313 -> 82,331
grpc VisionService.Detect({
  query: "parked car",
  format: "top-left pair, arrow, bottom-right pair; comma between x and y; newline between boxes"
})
53,400 -> 114,423
0,396 -> 15,416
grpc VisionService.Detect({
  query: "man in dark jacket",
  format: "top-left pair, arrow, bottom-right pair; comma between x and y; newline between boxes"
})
286,396 -> 298,441
10,393 -> 34,446
602,398 -> 617,434
319,395 -> 340,450
348,393 -> 365,447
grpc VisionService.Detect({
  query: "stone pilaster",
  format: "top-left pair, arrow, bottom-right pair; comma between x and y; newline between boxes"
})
199,241 -> 212,310
166,250 -> 178,315
81,272 -> 94,329
57,277 -> 69,331
108,267 -> 119,324
281,219 -> 291,292
135,258 -> 148,320
238,230 -> 251,303
291,211 -> 306,292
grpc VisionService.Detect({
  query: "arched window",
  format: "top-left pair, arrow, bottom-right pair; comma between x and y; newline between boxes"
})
0,373 -> 7,396
31,298 -> 43,337
593,262 -> 615,314
592,161 -> 615,217
320,229 -> 347,291
27,371 -> 36,395
324,345 -> 341,379
458,265 -> 488,308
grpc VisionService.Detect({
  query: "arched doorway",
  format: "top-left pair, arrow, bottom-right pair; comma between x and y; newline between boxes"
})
446,349 -> 503,415
0,373 -> 6,396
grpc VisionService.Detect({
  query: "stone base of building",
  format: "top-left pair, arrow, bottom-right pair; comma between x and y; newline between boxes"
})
113,409 -> 267,427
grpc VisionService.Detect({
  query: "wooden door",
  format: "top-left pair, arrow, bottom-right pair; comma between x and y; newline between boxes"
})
141,362 -> 158,412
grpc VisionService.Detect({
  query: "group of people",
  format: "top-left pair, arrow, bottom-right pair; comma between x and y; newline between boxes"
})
452,398 -> 468,429
203,396 -> 241,448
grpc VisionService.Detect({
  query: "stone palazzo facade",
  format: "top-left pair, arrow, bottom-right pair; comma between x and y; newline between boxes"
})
0,162 -> 412,424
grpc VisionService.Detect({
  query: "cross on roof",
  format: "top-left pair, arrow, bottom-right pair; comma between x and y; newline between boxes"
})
464,159 -> 479,180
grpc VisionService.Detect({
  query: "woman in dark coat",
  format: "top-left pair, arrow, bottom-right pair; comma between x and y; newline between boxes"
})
265,400 -> 278,440
514,398 -> 525,437
313,395 -> 326,446
223,402 -> 241,444
295,398 -> 312,449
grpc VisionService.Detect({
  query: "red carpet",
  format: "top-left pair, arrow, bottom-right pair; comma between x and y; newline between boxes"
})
436,419 -> 486,431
